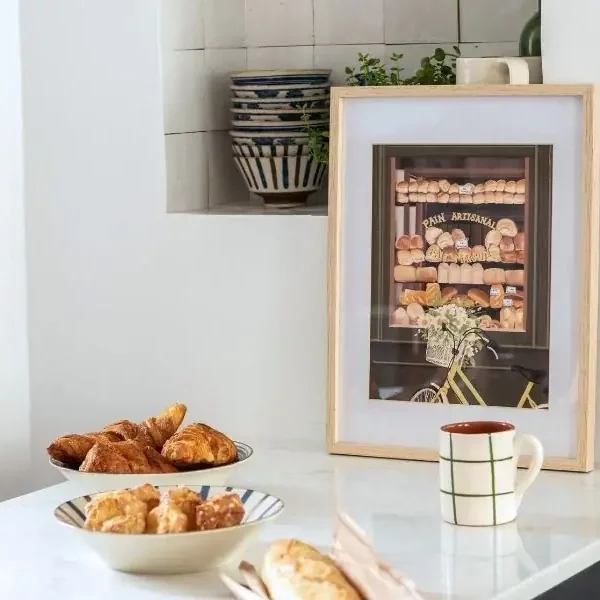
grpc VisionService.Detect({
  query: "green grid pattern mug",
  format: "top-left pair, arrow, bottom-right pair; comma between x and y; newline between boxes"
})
440,421 -> 543,527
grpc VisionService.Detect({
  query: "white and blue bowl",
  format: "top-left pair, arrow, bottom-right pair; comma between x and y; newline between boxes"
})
230,130 -> 311,146
231,82 -> 331,99
231,118 -> 328,131
231,107 -> 329,123
231,94 -> 330,111
230,69 -> 331,87
233,143 -> 311,158
50,440 -> 254,493
55,484 -> 284,574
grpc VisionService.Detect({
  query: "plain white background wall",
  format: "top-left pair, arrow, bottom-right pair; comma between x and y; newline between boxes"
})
20,0 -> 327,489
0,0 -> 31,500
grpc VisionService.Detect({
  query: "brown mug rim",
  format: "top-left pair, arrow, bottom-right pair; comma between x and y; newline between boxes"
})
441,421 -> 515,435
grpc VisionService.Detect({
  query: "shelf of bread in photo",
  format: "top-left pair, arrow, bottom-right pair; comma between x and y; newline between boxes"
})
395,179 -> 527,205
391,217 -> 526,332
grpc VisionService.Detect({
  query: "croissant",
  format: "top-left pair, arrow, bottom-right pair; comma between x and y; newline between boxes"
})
47,431 -> 122,466
79,440 -> 178,474
138,403 -> 187,450
161,423 -> 237,467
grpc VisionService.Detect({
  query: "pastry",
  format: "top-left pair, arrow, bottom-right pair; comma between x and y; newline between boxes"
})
425,244 -> 443,262
496,218 -> 518,237
417,193 -> 427,203
514,193 -> 525,205
500,236 -> 515,252
396,193 -> 409,204
501,250 -> 517,264
161,487 -> 203,529
394,265 -> 416,282
84,490 -> 148,534
516,307 -> 524,329
449,193 -> 460,204
483,268 -> 505,285
409,193 -> 419,203
449,183 -> 459,194
410,249 -> 425,264
437,232 -> 454,250
451,228 -> 466,242
442,248 -> 458,263
406,302 -> 425,324
471,263 -> 484,284
399,289 -> 425,306
494,191 -> 505,203
410,234 -> 424,249
468,288 -> 490,308
484,180 -> 497,192
162,423 -> 237,467
196,492 -> 245,531
461,183 -> 475,194
485,230 -> 502,248
416,267 -> 437,282
426,192 -> 437,203
428,181 -> 440,193
438,262 -> 449,284
460,263 -> 473,284
457,248 -> 472,264
408,180 -> 418,193
441,287 -> 458,304
505,269 -> 525,286
138,403 -> 187,450
516,179 -> 526,194
448,263 -> 461,284
437,192 -> 450,203
496,179 -> 506,192
500,306 -> 516,329
489,284 -> 505,309
473,192 -> 485,204
425,227 -> 443,245
487,244 -> 501,262
418,180 -> 428,193
516,250 -> 525,264
514,232 -> 525,251
47,432 -> 122,466
505,181 -> 516,194
438,179 -> 450,192
503,192 -> 515,204
452,294 -> 474,308
262,540 -> 361,600
474,183 -> 484,194
512,297 -> 524,309
392,306 -> 409,325
397,250 -> 413,266
459,194 -> 473,204
147,502 -> 188,534
484,192 -> 496,204
396,181 -> 409,194
479,315 -> 493,328
395,235 -> 411,250
471,245 -> 487,262
130,483 -> 161,511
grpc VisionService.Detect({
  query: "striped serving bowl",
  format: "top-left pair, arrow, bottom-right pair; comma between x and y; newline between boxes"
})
231,94 -> 330,111
230,69 -> 331,86
231,107 -> 329,123
230,82 -> 331,99
54,485 -> 284,574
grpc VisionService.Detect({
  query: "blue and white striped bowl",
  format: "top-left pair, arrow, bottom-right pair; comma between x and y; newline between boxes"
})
230,69 -> 331,86
54,485 -> 284,574
230,130 -> 311,146
233,143 -> 311,158
50,441 -> 254,494
231,94 -> 330,111
231,118 -> 328,131
230,82 -> 331,99
231,107 -> 329,123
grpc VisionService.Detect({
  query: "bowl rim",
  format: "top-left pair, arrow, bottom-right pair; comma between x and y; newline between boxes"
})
54,484 -> 284,537
49,440 -> 254,476
230,107 -> 329,114
230,82 -> 331,91
230,69 -> 331,77
231,119 -> 329,127
231,94 -> 331,103
229,131 -> 310,137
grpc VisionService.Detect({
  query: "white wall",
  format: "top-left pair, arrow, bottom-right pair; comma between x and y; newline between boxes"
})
20,0 -> 327,489
0,0 -> 31,500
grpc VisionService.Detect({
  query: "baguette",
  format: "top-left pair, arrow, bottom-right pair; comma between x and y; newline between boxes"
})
262,539 -> 361,600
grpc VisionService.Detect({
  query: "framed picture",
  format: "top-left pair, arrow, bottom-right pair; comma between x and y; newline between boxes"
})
327,85 -> 599,472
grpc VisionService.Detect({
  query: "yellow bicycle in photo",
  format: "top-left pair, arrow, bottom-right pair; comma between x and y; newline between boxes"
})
409,326 -> 548,409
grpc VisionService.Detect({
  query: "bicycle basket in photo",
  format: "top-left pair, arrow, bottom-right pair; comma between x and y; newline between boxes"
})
425,334 -> 455,367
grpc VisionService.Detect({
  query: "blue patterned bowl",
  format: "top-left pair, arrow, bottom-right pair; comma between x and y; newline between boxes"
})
230,82 -> 331,99
230,69 -> 331,86
54,484 -> 284,574
230,130 -> 311,146
232,143 -> 311,158
231,107 -> 329,123
231,94 -> 330,111
231,118 -> 328,131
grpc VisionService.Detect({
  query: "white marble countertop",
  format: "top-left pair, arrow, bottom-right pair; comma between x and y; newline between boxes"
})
2,446 -> 600,599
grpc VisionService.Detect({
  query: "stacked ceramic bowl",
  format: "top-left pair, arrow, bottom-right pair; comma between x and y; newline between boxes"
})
229,69 -> 331,208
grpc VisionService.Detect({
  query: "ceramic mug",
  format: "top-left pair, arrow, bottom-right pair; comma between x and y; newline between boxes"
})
439,421 -> 543,527
456,57 -> 542,85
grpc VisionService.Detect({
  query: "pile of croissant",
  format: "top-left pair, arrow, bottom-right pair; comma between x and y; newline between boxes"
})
47,404 -> 238,474
396,179 -> 526,204
84,483 -> 244,534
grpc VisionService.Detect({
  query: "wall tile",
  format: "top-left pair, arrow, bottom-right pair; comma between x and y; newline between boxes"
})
314,44 -> 385,85
205,49 -> 247,131
161,0 -> 204,50
384,0 -> 458,44
204,0 -> 245,48
314,0 -> 384,45
207,132 -> 250,207
162,50 -> 206,134
459,0 -> 538,43
247,46 -> 314,70
245,0 -> 314,47
459,42 -> 519,58
385,44 -> 457,77
165,133 -> 209,212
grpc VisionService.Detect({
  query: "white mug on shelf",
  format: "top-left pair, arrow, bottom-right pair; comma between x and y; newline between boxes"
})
439,421 -> 543,527
456,57 -> 542,85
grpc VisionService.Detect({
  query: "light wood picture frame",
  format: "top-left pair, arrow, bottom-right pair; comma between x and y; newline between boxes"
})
327,85 -> 599,472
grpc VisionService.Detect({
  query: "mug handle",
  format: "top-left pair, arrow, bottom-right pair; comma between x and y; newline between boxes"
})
514,434 -> 544,508
496,57 -> 530,84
